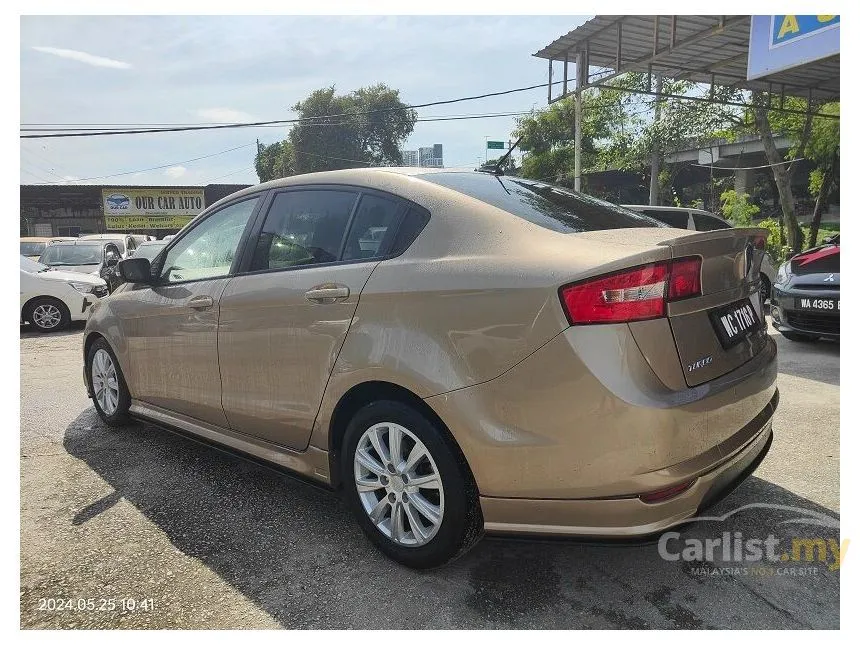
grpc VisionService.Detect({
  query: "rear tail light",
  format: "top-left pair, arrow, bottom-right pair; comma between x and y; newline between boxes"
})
559,256 -> 702,325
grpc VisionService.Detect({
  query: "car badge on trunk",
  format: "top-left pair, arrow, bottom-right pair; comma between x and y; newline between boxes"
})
687,355 -> 714,372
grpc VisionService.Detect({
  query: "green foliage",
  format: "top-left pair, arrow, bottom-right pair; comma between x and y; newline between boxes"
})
756,218 -> 788,263
254,141 -> 295,182
719,190 -> 760,226
255,83 -> 416,181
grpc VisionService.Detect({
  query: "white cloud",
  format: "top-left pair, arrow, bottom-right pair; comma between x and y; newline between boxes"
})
193,107 -> 254,123
32,46 -> 131,69
164,166 -> 187,178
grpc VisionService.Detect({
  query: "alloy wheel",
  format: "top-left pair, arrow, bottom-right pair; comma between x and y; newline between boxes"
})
91,349 -> 119,416
32,303 -> 62,330
353,422 -> 445,547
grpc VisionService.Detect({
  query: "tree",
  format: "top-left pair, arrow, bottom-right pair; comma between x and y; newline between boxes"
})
259,84 -> 416,180
804,102 -> 839,247
254,140 -> 295,182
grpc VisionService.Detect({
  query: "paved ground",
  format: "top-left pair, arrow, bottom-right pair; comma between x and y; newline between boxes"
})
20,318 -> 839,629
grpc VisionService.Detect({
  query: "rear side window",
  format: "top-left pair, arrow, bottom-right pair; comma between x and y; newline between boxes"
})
639,209 -> 690,229
390,207 -> 430,255
692,213 -> 732,230
341,194 -> 400,261
249,190 -> 358,271
420,172 -> 663,233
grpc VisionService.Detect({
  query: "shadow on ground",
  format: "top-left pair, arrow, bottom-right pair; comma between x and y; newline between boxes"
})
63,410 -> 840,629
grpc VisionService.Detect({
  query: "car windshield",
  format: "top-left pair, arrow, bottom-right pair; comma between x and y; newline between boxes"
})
20,255 -> 50,272
21,241 -> 47,256
420,172 -> 666,233
132,243 -> 167,261
40,244 -> 102,266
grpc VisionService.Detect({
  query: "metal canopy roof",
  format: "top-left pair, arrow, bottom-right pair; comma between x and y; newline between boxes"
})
534,15 -> 839,101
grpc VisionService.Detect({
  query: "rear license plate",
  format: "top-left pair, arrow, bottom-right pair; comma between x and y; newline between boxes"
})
795,297 -> 839,312
709,299 -> 761,349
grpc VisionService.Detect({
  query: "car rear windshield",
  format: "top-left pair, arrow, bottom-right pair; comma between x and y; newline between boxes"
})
419,172 -> 665,233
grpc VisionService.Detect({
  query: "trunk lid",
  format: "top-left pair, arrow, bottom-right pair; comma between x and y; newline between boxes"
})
660,227 -> 769,386
574,227 -> 769,387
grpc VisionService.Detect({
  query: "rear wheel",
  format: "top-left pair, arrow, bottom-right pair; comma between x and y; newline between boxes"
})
26,297 -> 70,332
341,400 -> 482,569
87,338 -> 131,426
782,331 -> 820,342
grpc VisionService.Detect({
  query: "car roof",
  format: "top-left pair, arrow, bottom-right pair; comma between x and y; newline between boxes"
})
622,204 -> 724,218
50,240 -> 112,247
138,240 -> 167,245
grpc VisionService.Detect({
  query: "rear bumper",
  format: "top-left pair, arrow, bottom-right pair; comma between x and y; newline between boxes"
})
482,402 -> 775,537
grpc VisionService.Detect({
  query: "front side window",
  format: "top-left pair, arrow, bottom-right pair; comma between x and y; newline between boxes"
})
249,190 -> 358,271
160,197 -> 259,283
640,209 -> 690,229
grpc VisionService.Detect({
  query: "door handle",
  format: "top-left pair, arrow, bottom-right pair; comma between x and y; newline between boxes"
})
187,295 -> 214,309
305,284 -> 350,303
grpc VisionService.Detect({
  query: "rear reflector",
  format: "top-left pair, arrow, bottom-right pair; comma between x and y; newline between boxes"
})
559,256 -> 702,325
639,479 -> 697,504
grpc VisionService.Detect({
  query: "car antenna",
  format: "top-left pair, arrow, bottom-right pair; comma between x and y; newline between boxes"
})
477,136 -> 522,176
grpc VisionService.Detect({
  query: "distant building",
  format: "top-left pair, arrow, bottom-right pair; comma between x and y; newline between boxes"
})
418,144 -> 444,168
401,150 -> 419,166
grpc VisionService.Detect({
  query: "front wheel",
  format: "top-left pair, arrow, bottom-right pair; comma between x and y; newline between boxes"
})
86,338 -> 132,426
341,400 -> 483,569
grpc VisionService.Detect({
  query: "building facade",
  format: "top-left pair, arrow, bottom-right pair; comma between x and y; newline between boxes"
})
401,150 -> 419,166
20,183 -> 251,239
418,145 -> 444,168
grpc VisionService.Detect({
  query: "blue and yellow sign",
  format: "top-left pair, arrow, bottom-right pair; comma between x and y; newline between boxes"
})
748,15 -> 839,80
771,15 -> 839,47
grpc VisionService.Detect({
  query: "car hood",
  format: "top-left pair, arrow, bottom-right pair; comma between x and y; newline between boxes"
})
43,264 -> 100,275
37,269 -> 105,285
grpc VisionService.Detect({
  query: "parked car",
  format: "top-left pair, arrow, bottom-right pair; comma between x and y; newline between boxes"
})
20,256 -> 108,332
623,205 -> 776,304
20,236 -> 77,260
79,233 -> 146,258
38,240 -> 124,292
770,236 -> 840,341
127,240 -> 167,261
84,169 -> 777,568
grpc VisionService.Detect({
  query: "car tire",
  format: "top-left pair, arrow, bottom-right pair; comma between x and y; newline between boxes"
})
782,331 -> 820,342
25,297 -> 70,333
341,400 -> 483,569
86,338 -> 132,426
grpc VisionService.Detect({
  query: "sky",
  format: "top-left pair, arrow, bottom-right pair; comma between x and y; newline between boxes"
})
19,15 -> 588,187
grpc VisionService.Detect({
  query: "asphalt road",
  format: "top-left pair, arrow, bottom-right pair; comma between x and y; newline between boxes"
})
20,318 -> 840,629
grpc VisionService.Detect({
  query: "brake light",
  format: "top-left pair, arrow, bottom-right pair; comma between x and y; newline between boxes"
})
559,256 -> 702,325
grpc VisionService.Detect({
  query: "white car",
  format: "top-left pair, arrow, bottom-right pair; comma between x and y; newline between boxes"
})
20,256 -> 108,332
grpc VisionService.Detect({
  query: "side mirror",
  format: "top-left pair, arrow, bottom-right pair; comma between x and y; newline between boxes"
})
118,257 -> 152,284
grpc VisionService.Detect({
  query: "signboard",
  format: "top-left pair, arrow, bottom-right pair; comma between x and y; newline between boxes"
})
748,15 -> 839,80
487,140 -> 506,150
102,188 -> 205,230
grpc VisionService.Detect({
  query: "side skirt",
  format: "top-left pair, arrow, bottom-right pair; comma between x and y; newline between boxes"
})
129,400 -> 332,487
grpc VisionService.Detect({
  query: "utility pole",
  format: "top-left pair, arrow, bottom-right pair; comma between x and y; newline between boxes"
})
649,73 -> 663,206
574,51 -> 583,192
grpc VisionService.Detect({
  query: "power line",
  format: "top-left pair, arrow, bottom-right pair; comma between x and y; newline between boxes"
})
19,80 -> 578,139
31,143 -> 255,184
